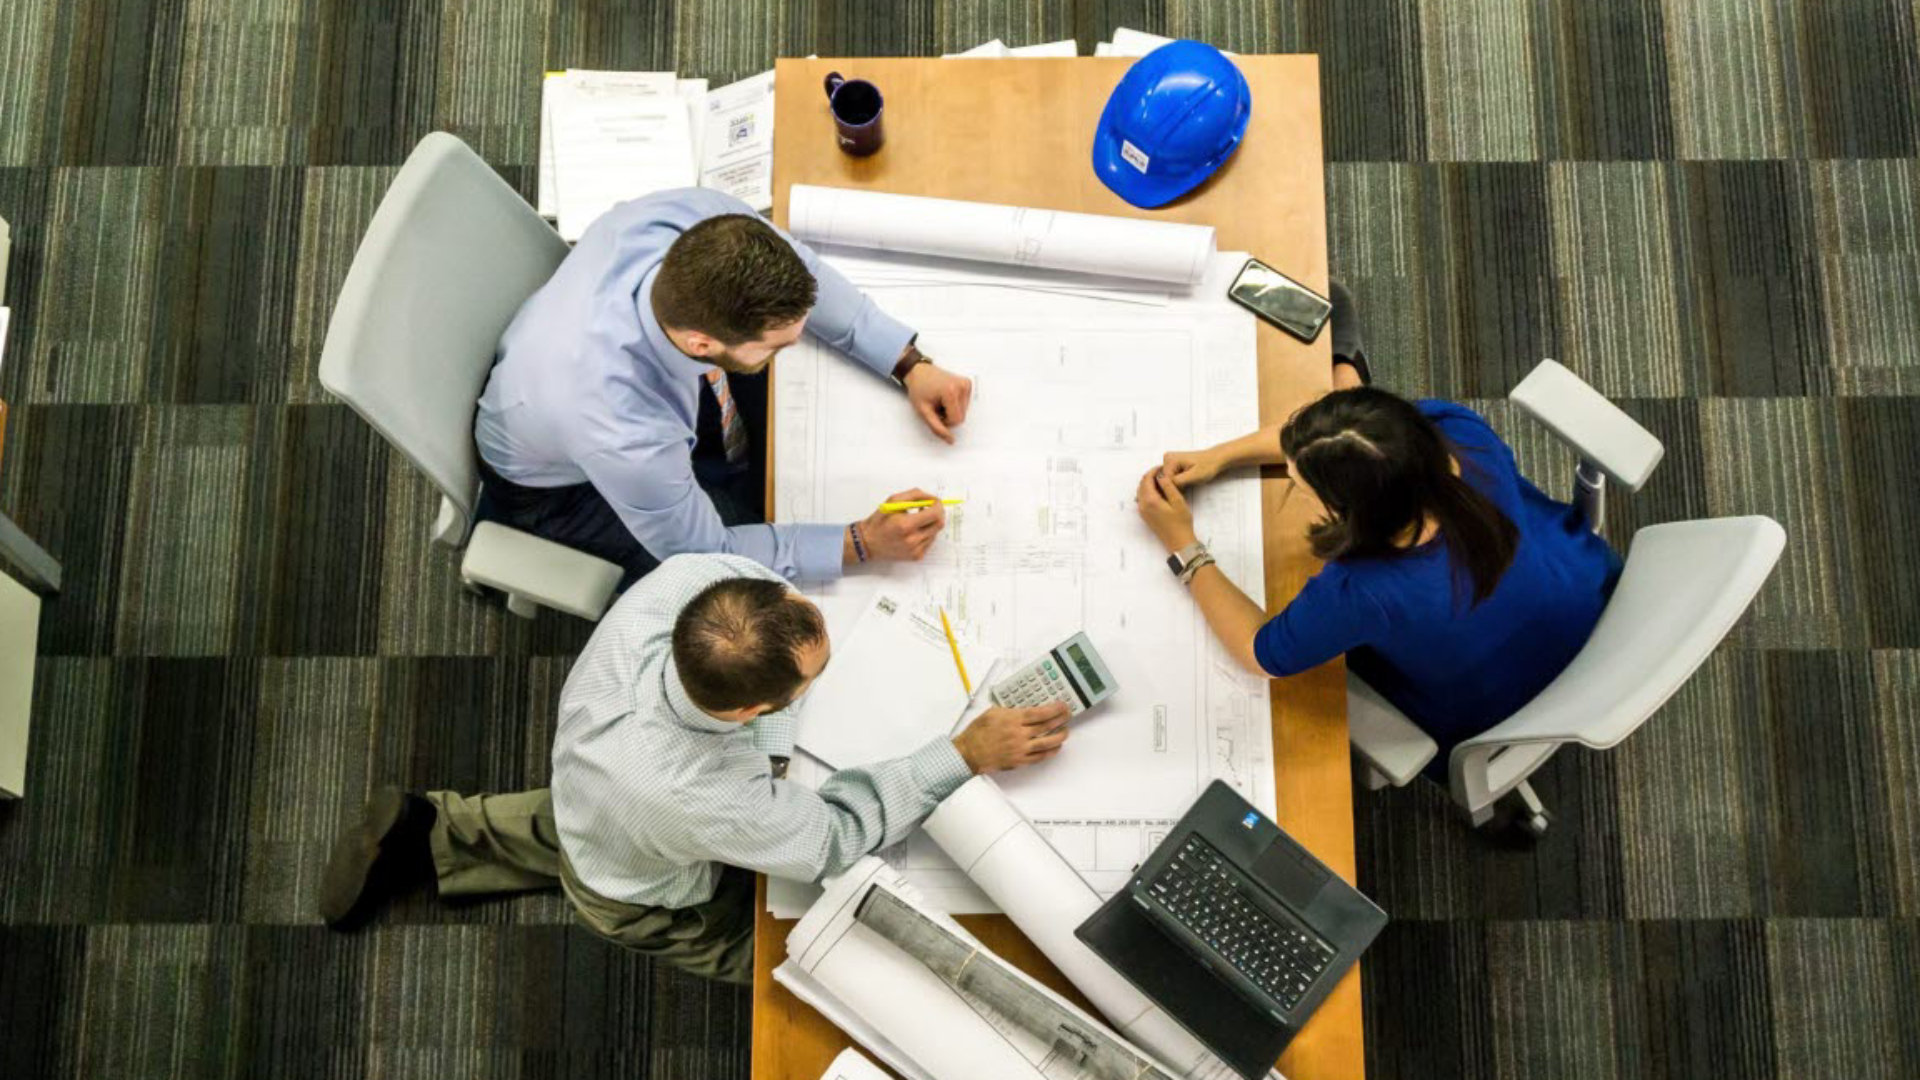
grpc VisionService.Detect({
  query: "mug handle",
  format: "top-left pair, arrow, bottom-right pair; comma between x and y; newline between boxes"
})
823,72 -> 844,99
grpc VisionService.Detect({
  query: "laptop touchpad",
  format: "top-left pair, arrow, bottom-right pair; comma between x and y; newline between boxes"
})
1252,841 -> 1330,910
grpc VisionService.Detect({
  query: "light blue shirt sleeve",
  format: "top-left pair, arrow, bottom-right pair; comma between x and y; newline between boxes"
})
782,234 -> 917,378
579,440 -> 845,583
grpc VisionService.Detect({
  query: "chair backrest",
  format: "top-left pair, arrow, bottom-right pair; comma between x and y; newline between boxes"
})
317,132 -> 567,545
1456,515 -> 1784,761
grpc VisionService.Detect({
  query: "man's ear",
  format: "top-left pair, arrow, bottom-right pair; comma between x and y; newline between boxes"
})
679,329 -> 721,358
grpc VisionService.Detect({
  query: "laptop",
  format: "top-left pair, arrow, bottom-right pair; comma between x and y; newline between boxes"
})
1075,781 -> 1387,1079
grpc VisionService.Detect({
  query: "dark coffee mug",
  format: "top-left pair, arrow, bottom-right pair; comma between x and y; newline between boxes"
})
823,72 -> 884,156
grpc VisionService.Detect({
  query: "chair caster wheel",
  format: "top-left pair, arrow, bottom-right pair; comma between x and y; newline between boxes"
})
1522,811 -> 1551,838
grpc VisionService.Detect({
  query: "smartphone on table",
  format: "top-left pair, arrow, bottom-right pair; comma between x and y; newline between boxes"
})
1228,258 -> 1332,343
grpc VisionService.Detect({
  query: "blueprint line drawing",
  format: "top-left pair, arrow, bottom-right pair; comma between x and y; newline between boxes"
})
770,249 -> 1277,918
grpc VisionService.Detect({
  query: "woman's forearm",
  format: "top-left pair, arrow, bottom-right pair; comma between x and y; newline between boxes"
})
1210,426 -> 1288,471
1185,563 -> 1270,676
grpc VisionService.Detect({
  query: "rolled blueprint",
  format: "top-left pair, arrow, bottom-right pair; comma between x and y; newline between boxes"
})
783,857 -> 1177,1080
923,777 -> 1283,1080
788,185 -> 1218,285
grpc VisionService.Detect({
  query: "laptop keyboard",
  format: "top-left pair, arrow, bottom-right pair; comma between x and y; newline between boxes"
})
1145,835 -> 1338,1011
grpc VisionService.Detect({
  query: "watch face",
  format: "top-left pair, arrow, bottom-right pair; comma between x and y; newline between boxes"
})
1166,552 -> 1185,576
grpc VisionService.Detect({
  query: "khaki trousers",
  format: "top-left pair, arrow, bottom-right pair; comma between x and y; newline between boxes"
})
425,789 -> 756,985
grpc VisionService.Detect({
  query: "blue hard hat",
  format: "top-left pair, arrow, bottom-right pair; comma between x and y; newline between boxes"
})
1092,41 -> 1251,208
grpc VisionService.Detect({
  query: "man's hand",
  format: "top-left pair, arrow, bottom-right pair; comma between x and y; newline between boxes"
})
952,704 -> 1071,774
1160,448 -> 1226,489
1136,467 -> 1198,554
854,488 -> 947,562
903,362 -> 973,444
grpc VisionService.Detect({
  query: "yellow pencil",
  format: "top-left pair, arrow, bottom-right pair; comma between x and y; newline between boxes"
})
879,498 -> 964,513
938,607 -> 972,695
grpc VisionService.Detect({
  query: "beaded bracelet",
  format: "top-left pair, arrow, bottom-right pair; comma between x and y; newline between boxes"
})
850,522 -> 870,563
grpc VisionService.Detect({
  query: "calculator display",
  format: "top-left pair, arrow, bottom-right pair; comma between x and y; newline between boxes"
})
1064,643 -> 1106,694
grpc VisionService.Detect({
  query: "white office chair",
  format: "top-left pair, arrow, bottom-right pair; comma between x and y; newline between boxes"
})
1347,360 -> 1786,835
319,133 -> 622,621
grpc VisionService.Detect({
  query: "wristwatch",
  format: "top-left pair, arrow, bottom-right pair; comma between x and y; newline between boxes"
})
1166,541 -> 1215,584
891,341 -> 931,387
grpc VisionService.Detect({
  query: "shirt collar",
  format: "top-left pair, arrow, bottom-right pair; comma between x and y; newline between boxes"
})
660,657 -> 742,734
637,267 -> 711,382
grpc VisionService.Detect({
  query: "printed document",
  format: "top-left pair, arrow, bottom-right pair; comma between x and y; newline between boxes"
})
549,90 -> 696,241
700,71 -> 776,210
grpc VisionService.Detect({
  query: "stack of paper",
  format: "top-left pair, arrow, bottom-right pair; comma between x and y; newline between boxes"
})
796,590 -> 994,770
540,69 -> 776,241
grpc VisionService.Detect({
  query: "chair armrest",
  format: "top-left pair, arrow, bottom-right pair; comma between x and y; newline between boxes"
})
1510,360 -> 1664,492
460,522 -> 622,621
1346,672 -> 1438,788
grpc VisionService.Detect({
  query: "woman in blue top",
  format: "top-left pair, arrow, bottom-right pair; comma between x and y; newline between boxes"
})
1135,290 -> 1620,777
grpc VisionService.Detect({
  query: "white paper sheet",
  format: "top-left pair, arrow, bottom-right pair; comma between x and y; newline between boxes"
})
943,38 -> 1009,57
924,778 -> 1282,1080
776,962 -> 937,1080
784,858 -> 1177,1080
538,70 -> 678,219
771,249 -> 1277,917
701,70 -> 776,211
787,186 -> 1217,286
1009,39 -> 1079,57
677,77 -> 710,185
820,1048 -> 896,1080
1102,28 -> 1236,58
796,591 -> 994,769
550,89 -> 697,242
1108,27 -> 1177,56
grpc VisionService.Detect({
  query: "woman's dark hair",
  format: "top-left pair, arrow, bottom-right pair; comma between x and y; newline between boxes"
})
672,578 -> 827,712
1280,388 -> 1519,605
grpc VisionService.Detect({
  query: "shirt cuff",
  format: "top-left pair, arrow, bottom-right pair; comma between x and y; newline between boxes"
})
853,314 -> 918,382
792,523 -> 846,582
908,737 -> 975,800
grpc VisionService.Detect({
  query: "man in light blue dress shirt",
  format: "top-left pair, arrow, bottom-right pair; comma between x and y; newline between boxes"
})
474,187 -> 975,585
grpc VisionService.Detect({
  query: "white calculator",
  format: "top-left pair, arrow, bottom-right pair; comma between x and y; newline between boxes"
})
989,632 -> 1119,716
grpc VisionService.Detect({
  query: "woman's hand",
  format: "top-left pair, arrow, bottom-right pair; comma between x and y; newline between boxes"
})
1136,467 -> 1198,554
1160,448 -> 1224,489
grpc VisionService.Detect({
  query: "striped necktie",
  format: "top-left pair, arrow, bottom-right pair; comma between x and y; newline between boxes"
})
705,369 -> 749,465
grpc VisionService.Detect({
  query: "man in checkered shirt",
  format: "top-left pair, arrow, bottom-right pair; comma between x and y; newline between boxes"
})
318,553 -> 1069,983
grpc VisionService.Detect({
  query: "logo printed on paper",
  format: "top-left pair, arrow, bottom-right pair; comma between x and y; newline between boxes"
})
1119,139 -> 1151,174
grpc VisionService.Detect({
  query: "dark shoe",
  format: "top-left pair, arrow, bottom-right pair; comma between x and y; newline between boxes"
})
1327,279 -> 1372,385
319,787 -> 438,930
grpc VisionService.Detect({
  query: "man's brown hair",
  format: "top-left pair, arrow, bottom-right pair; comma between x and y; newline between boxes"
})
672,577 -> 828,713
651,214 -> 818,345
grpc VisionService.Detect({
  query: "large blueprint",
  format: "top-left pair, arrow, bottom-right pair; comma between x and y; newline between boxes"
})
772,241 -> 1276,916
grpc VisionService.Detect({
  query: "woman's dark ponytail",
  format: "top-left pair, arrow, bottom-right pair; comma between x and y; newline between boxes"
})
1282,388 -> 1518,606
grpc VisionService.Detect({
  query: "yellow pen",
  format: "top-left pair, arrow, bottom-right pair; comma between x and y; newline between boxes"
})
879,498 -> 964,514
938,607 -> 972,695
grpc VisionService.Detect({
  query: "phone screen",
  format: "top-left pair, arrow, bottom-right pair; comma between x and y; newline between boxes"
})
1229,259 -> 1333,342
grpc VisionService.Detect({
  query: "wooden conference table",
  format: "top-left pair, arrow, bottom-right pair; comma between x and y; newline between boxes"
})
753,55 -> 1358,1080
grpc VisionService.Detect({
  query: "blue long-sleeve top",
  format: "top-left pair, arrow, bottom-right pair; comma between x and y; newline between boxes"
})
1253,401 -> 1622,766
474,188 -> 916,583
